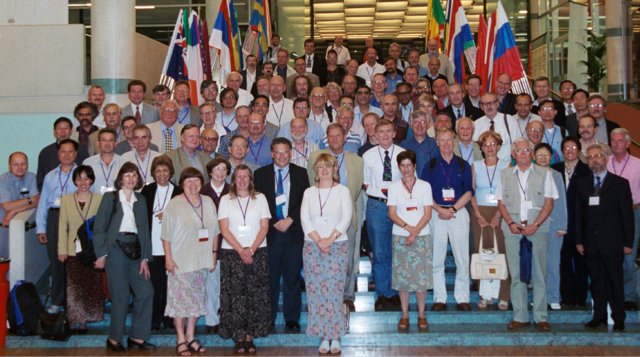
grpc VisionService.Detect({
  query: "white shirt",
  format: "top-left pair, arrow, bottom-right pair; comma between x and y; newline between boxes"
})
509,113 -> 542,139
120,150 -> 161,185
267,97 -> 294,127
356,62 -> 386,87
245,70 -> 257,92
326,45 -> 351,66
495,165 -> 559,220
83,154 -> 122,193
300,185 -> 352,242
308,110 -> 332,131
218,193 -> 271,249
387,178 -> 433,236
151,183 -> 174,255
118,189 -> 138,233
473,113 -> 518,162
363,144 -> 405,198
237,88 -> 254,108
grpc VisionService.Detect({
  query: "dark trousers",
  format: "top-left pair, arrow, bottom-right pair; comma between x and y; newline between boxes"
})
560,235 -> 589,305
46,209 -> 65,306
267,234 -> 303,324
586,247 -> 626,323
149,255 -> 167,326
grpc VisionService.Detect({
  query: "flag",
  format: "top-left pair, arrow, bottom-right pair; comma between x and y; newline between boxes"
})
249,0 -> 272,61
160,9 -> 187,88
210,0 -> 243,80
186,10 -> 205,105
200,18 -> 212,81
487,1 -> 532,95
444,0 -> 476,83
427,0 -> 446,43
475,14 -> 489,95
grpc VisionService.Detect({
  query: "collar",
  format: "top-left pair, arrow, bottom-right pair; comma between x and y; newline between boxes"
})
119,189 -> 138,204
274,164 -> 290,173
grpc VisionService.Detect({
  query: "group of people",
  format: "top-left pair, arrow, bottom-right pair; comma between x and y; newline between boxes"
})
0,35 -> 638,354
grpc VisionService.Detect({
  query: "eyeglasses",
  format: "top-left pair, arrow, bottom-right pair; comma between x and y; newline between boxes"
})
482,142 -> 498,147
563,145 -> 578,150
588,103 -> 605,108
480,100 -> 499,106
162,108 -> 177,113
372,80 -> 385,85
527,128 -> 543,133
539,107 -> 555,111
311,94 -> 325,98
514,148 -> 532,154
201,136 -> 219,141
249,121 -> 264,125
294,106 -> 309,110
535,152 -> 551,158
397,91 -> 412,96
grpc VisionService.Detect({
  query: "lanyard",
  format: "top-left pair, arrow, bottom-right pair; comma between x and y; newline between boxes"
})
517,115 -> 530,137
293,142 -> 308,162
153,184 -> 171,214
58,168 -> 72,196
275,169 -> 290,190
317,185 -> 334,216
248,136 -> 265,163
459,143 -> 474,163
401,177 -> 416,199
484,161 -> 498,191
73,192 -> 93,222
100,160 -> 115,187
221,112 -> 236,131
178,108 -> 189,124
543,126 -> 557,147
134,152 -> 150,183
237,196 -> 250,226
183,194 -> 204,229
515,170 -> 529,200
611,155 -> 630,176
439,159 -> 455,188
271,100 -> 286,127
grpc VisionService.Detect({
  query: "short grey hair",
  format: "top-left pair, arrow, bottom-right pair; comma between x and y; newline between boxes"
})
586,143 -> 612,156
512,137 -> 534,151
610,127 -> 631,142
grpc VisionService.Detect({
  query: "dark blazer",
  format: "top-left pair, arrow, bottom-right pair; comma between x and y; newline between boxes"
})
254,164 -> 309,245
463,96 -> 483,113
444,103 -> 484,122
601,117 -> 621,144
240,69 -> 256,91
424,73 -> 449,88
551,160 -> 591,239
36,142 -> 89,191
565,113 -> 579,138
532,98 -> 566,128
574,173 -> 634,251
498,93 -> 517,115
140,183 -> 183,235
308,53 -> 327,82
93,191 -> 152,261
200,182 -> 230,211
323,66 -> 346,86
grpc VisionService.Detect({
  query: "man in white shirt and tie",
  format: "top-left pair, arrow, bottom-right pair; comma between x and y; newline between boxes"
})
473,92 -> 517,162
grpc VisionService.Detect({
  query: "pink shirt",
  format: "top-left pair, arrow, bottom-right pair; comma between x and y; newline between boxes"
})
607,153 -> 640,204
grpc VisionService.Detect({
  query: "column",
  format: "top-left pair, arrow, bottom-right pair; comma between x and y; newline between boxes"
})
91,0 -> 136,105
604,0 -> 631,101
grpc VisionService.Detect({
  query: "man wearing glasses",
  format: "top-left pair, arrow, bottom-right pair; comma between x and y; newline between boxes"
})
148,100 -> 184,154
473,92 -> 517,162
586,95 -> 620,145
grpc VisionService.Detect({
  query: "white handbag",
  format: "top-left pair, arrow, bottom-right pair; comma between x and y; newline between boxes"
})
470,230 -> 508,280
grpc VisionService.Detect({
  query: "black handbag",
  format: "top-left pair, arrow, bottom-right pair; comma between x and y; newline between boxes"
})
116,238 -> 142,260
39,296 -> 70,341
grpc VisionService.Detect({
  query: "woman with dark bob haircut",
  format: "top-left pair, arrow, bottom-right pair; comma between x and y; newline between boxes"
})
93,162 -> 155,352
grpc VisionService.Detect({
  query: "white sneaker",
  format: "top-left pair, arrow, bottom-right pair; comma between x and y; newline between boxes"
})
46,304 -> 63,314
319,340 -> 330,354
330,339 -> 341,354
550,303 -> 561,310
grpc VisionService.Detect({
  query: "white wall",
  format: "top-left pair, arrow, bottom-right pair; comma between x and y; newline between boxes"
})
0,0 -> 68,25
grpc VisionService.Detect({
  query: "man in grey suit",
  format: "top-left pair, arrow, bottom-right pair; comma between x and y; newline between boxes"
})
148,100 -> 184,154
307,122 -> 364,312
163,124 -> 210,184
286,57 -> 320,98
121,80 -> 159,125
173,80 -> 201,127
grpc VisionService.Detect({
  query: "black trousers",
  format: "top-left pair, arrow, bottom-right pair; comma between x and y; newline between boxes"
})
46,209 -> 66,306
267,233 -> 303,324
586,247 -> 626,323
149,255 -> 167,326
560,235 -> 589,305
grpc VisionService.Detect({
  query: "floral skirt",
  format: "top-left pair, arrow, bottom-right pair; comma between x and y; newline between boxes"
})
66,257 -> 104,325
392,234 -> 432,292
303,240 -> 348,340
165,269 -> 207,318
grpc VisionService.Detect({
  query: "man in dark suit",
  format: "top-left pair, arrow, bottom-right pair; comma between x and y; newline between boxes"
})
586,94 -> 620,145
551,137 -> 591,307
444,84 -> 484,123
575,143 -> 634,331
240,54 -> 259,92
121,79 -> 160,125
495,73 -> 517,115
303,38 -> 327,81
254,137 -> 310,332
531,76 -> 566,128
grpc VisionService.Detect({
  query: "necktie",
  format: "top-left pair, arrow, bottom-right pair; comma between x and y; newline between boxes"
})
457,109 -> 462,119
594,175 -> 601,195
383,150 -> 392,182
276,169 -> 285,219
135,105 -> 141,123
567,104 -> 574,115
306,56 -> 312,69
489,120 -> 495,132
164,128 -> 173,152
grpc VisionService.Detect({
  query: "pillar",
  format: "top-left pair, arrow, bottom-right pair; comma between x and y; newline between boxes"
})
91,0 -> 136,105
604,0 -> 631,101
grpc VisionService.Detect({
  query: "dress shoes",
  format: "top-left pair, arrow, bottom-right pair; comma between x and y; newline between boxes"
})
285,321 -> 301,332
534,321 -> 551,331
206,324 -> 219,334
390,295 -> 401,308
584,318 -> 607,328
623,301 -> 638,311
613,322 -> 625,331
431,303 -> 446,311
374,296 -> 388,311
507,320 -> 530,330
106,339 -> 126,352
456,303 -> 472,311
344,299 -> 356,312
127,338 -> 156,350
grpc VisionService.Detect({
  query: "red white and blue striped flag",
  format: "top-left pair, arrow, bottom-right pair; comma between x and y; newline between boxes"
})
210,0 -> 243,81
444,0 -> 476,84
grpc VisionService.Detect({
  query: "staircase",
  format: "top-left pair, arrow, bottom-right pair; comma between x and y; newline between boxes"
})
7,248 -> 640,349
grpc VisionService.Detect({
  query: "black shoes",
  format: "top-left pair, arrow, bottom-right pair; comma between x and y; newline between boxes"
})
106,339 -> 126,352
285,321 -> 301,332
127,337 -> 157,350
613,322 -> 625,331
623,301 -> 638,311
584,318 -> 607,328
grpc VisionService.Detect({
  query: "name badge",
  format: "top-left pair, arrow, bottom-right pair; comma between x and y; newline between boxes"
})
54,197 -> 61,207
381,182 -> 391,197
405,199 -> 418,211
237,225 -> 253,241
485,194 -> 497,204
275,194 -> 287,205
589,196 -> 600,206
198,229 -> 209,242
100,186 -> 115,194
75,239 -> 82,253
523,200 -> 533,211
442,188 -> 455,202
314,216 -> 330,227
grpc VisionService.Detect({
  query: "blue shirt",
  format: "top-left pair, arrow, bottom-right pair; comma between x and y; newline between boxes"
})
420,154 -> 473,205
319,130 -> 362,154
246,135 -> 273,167
593,171 -> 608,192
36,164 -> 78,234
385,73 -> 404,94
274,164 -> 291,217
0,172 -> 38,222
277,119 -> 325,146
542,125 -> 565,163
177,106 -> 191,125
161,123 -> 179,149
400,135 -> 438,177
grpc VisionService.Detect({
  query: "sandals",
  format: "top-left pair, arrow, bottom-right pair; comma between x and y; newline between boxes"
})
330,339 -> 341,354
319,340 -> 330,354
478,298 -> 491,309
234,341 -> 246,354
418,317 -> 429,332
397,317 -> 409,331
246,340 -> 257,354
187,339 -> 206,353
176,342 -> 191,356
498,300 -> 509,311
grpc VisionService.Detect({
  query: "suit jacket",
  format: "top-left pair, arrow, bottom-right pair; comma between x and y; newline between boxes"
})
254,164 -> 309,245
551,160 -> 590,240
121,103 -> 159,125
309,53 -> 327,80
179,105 -> 202,127
532,98 -> 566,128
114,140 -> 159,155
240,69 -> 258,91
306,150 -> 363,228
574,173 -> 634,252
140,182 -> 183,235
163,148 -> 211,185
565,113 -> 579,138
444,103 -> 484,122
498,93 -> 517,115
463,96 -> 483,114
147,122 -> 185,154
453,140 -> 482,162
602,117 -> 621,143
87,129 -> 125,156
92,191 -> 152,261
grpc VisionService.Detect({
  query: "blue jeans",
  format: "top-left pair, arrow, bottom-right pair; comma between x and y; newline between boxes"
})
623,207 -> 640,301
366,199 -> 396,298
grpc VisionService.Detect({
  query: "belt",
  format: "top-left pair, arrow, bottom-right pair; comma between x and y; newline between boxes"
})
49,207 -> 60,211
121,232 -> 137,236
367,195 -> 387,203
633,204 -> 639,209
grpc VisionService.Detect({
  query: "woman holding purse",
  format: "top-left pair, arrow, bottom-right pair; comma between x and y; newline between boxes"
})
93,162 -> 155,352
